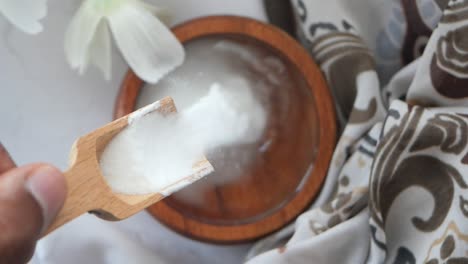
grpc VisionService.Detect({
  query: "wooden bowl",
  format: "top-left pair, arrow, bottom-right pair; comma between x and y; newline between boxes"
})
115,16 -> 336,243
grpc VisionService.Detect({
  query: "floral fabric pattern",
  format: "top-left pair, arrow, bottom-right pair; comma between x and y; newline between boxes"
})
247,0 -> 468,263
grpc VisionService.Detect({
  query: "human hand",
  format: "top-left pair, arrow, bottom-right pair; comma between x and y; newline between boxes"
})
0,144 -> 66,264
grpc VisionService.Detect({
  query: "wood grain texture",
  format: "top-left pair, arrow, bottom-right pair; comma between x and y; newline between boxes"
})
115,16 -> 337,243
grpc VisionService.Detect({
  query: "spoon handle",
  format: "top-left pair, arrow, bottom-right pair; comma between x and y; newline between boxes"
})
44,140 -> 110,236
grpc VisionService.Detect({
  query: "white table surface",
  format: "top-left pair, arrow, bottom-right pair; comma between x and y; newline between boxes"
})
0,0 -> 267,263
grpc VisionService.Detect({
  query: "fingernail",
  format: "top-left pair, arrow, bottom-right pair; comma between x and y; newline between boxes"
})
25,165 -> 66,233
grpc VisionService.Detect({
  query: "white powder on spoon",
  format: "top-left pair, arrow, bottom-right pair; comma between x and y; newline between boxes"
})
100,80 -> 266,195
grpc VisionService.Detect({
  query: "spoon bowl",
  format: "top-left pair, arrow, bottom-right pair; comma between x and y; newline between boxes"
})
45,97 -> 213,235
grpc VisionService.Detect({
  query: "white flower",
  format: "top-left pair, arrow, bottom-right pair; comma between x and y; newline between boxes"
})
0,0 -> 47,34
65,0 -> 184,83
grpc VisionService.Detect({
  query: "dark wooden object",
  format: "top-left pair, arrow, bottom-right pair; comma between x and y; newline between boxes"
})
114,16 -> 336,243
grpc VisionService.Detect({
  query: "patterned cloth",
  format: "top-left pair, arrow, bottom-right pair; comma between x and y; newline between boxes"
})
246,0 -> 468,263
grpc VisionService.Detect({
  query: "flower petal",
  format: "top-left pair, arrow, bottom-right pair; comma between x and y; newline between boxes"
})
0,0 -> 47,34
107,1 -> 184,84
88,20 -> 112,80
64,0 -> 104,75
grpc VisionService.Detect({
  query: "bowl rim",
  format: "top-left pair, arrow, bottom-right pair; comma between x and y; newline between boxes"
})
114,15 -> 337,243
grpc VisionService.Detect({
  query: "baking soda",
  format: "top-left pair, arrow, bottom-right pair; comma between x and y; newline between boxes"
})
100,81 -> 267,195
133,38 -> 289,204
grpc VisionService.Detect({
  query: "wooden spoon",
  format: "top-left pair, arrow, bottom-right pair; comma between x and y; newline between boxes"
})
45,97 -> 214,235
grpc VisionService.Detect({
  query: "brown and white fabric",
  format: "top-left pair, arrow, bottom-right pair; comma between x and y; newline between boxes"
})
247,0 -> 468,263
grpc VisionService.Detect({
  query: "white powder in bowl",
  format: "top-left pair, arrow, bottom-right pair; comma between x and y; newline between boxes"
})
100,81 -> 266,195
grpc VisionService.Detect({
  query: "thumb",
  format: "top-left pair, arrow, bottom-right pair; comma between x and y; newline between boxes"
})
0,164 -> 66,264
